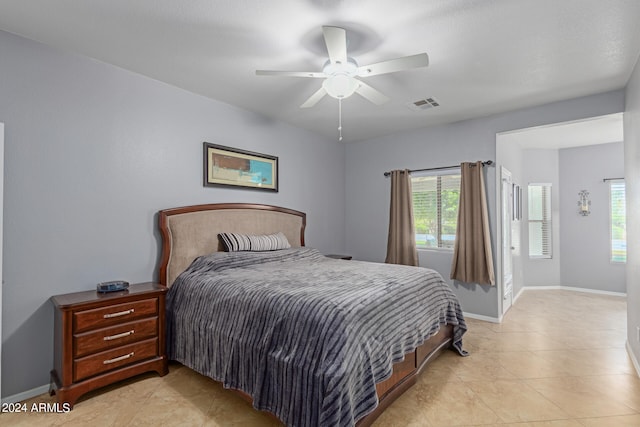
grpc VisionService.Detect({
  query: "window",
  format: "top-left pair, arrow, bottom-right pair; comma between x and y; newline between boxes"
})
528,183 -> 552,258
610,180 -> 626,263
411,173 -> 460,249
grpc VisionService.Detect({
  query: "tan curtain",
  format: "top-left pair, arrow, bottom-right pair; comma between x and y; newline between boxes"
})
385,169 -> 419,266
450,162 -> 495,285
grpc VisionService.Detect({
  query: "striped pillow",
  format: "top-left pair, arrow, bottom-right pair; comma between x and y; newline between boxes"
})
218,232 -> 291,252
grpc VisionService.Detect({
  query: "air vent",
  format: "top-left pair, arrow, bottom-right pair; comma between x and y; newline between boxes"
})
407,97 -> 440,112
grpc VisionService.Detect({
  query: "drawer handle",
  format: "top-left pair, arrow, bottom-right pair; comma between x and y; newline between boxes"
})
103,308 -> 134,319
103,352 -> 135,365
103,330 -> 135,341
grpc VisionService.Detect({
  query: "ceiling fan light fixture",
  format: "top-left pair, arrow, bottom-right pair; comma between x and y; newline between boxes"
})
321,58 -> 359,99
322,74 -> 359,99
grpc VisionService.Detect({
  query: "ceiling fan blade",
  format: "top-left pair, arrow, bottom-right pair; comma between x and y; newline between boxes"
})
357,53 -> 429,77
322,26 -> 347,64
256,70 -> 325,78
354,80 -> 390,105
300,87 -> 327,108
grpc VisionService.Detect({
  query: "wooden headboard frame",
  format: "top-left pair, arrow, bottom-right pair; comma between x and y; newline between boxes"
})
157,203 -> 306,286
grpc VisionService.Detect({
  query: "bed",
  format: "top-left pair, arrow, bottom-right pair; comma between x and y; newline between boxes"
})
158,203 -> 467,427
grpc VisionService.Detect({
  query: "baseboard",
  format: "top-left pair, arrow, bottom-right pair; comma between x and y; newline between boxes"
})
512,287 -> 526,304
626,341 -> 640,378
463,312 -> 501,324
1,384 -> 49,404
521,285 -> 626,298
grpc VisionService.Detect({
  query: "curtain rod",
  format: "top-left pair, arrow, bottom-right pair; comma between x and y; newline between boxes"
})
383,160 -> 493,177
602,177 -> 624,182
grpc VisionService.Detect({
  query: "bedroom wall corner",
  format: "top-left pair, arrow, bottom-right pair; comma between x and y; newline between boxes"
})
559,142 -> 625,293
0,30 -> 346,399
624,51 -> 640,372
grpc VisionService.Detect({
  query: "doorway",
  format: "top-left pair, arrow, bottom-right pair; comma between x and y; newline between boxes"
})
496,112 -> 624,306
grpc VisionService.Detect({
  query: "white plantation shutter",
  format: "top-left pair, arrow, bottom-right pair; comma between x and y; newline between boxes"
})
610,180 -> 626,263
528,183 -> 552,258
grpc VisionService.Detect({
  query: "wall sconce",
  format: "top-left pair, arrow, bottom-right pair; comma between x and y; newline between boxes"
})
578,190 -> 591,216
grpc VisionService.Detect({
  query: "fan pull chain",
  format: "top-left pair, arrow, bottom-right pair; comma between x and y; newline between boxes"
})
338,98 -> 343,141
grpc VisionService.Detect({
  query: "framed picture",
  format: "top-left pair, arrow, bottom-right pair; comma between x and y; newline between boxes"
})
512,184 -> 521,220
203,142 -> 278,192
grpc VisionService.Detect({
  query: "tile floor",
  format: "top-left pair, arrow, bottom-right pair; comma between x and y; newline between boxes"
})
2,289 -> 639,426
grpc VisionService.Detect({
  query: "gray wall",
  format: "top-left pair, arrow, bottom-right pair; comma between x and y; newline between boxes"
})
345,91 -> 625,320
624,53 -> 640,370
0,31 -> 346,398
521,149 -> 562,287
559,142 -> 626,293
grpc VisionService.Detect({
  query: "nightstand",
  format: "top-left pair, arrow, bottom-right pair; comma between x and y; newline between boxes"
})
326,254 -> 353,260
50,282 -> 168,408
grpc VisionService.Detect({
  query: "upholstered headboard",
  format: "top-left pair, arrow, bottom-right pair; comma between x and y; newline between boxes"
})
158,203 -> 306,286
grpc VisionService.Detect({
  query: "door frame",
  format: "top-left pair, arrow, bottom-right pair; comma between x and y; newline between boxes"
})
500,166 -> 514,315
0,122 -> 4,398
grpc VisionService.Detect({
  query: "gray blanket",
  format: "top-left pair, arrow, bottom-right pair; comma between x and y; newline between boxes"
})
166,248 -> 466,427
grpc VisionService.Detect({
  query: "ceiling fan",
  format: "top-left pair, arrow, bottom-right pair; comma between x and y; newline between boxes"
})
256,26 -> 429,109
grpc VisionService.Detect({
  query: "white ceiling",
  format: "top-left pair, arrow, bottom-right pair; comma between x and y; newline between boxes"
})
0,0 -> 639,143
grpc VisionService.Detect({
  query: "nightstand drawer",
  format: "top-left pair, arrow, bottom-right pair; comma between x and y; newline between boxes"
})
74,317 -> 158,358
74,298 -> 158,333
73,338 -> 158,382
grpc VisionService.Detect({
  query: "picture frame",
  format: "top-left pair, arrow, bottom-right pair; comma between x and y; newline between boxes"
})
512,184 -> 522,220
203,142 -> 278,192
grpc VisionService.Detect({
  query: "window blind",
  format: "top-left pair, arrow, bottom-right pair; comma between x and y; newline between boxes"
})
528,183 -> 552,258
411,173 -> 460,249
610,180 -> 626,263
